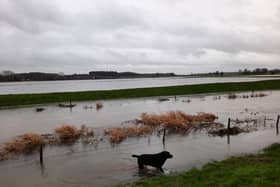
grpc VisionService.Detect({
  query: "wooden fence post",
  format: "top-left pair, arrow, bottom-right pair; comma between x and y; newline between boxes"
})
276,115 -> 280,135
227,118 -> 231,144
227,118 -> 231,130
40,144 -> 44,165
162,129 -> 166,144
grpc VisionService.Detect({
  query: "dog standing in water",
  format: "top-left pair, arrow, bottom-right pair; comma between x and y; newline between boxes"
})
132,151 -> 173,172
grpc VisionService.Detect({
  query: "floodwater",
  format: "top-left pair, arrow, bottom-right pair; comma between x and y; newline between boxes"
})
0,91 -> 280,187
0,76 -> 279,95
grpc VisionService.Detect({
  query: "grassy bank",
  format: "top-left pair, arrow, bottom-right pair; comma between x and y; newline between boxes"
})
121,143 -> 280,187
1,79 -> 280,107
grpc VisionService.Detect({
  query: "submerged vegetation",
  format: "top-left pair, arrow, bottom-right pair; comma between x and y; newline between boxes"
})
0,125 -> 94,160
0,79 -> 280,107
96,101 -> 103,110
227,92 -> 268,99
104,111 -> 219,143
121,143 -> 280,187
104,126 -> 154,143
138,111 -> 218,132
0,111 -> 220,158
0,133 -> 44,160
54,125 -> 82,143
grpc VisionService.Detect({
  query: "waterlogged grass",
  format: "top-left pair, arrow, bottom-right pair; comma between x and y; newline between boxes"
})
1,79 -> 280,107
122,143 -> 280,187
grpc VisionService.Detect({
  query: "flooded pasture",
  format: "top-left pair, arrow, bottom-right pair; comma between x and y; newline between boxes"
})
0,76 -> 279,95
0,91 -> 280,187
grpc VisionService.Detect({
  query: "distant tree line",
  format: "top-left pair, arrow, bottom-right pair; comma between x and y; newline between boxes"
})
190,68 -> 280,77
0,71 -> 176,82
238,68 -> 280,75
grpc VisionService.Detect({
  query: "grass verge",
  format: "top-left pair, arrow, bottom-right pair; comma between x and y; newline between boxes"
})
121,143 -> 280,187
1,79 -> 280,107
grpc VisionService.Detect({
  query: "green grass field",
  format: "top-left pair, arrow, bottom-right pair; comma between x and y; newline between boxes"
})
1,79 -> 280,107
121,143 -> 280,187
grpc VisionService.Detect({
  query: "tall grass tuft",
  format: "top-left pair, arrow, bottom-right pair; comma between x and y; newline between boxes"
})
139,111 -> 218,131
104,126 -> 154,143
54,125 -> 81,143
0,133 -> 44,160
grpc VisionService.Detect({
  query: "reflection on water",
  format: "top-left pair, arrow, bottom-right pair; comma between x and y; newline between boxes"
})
0,129 -> 279,187
0,91 -> 280,186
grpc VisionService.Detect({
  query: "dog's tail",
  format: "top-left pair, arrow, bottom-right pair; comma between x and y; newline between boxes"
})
132,154 -> 139,158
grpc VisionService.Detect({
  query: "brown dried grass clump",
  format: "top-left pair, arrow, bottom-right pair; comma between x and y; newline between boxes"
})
0,133 -> 44,160
104,126 -> 154,143
96,101 -> 103,110
55,125 -> 81,143
138,111 -> 218,131
125,126 -> 154,136
104,128 -> 127,143
250,92 -> 267,98
228,93 -> 238,99
194,112 -> 218,123
80,125 -> 94,137
139,113 -> 163,126
4,133 -> 44,154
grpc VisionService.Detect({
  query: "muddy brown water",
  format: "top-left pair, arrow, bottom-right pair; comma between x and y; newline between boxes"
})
0,91 -> 280,187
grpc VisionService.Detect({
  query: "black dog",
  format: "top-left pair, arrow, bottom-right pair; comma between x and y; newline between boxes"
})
132,151 -> 173,172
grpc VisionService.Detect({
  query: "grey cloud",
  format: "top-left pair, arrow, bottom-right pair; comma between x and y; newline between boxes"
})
0,0 -> 279,74
0,0 -> 64,34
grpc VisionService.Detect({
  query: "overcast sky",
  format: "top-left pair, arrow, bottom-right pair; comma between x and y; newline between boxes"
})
0,0 -> 279,74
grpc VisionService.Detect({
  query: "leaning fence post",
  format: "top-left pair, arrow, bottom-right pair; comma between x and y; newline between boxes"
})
40,144 -> 44,165
276,115 -> 280,135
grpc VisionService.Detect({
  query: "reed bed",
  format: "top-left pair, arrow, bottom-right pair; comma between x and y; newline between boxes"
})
138,111 -> 218,131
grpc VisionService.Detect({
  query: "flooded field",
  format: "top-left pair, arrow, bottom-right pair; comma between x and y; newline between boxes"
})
0,90 -> 280,187
0,76 -> 279,95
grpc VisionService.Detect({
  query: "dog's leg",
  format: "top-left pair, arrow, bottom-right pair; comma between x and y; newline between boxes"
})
137,159 -> 144,169
158,167 -> 164,173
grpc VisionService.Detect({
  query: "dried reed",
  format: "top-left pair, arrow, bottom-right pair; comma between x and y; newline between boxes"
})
54,125 -> 81,143
138,111 -> 218,131
96,101 -> 103,110
104,125 -> 154,143
0,133 -> 44,160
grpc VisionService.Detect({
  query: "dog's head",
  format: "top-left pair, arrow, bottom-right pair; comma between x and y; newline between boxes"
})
161,151 -> 173,159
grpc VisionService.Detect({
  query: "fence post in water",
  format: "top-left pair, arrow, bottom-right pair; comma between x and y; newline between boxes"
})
40,144 -> 44,165
227,118 -> 231,144
162,128 -> 166,150
162,129 -> 166,143
227,118 -> 231,130
276,115 -> 280,135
